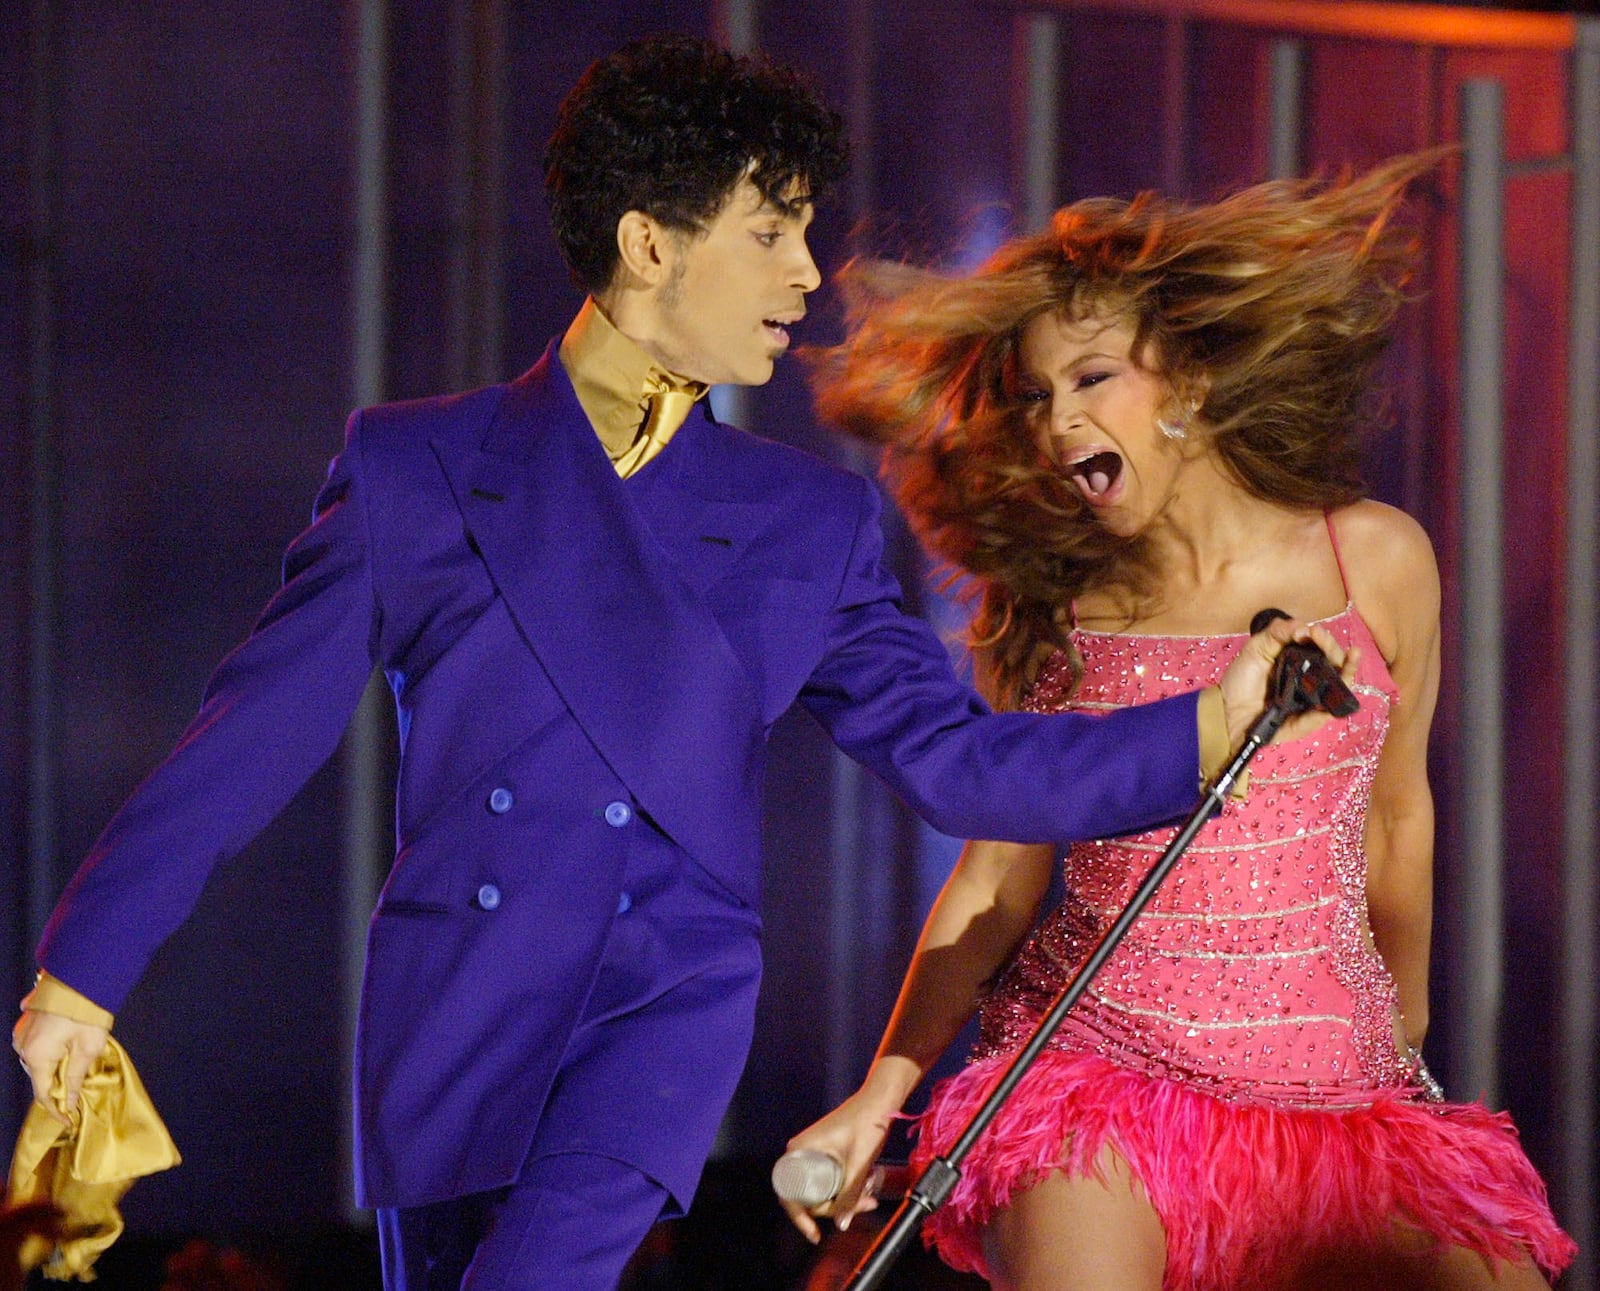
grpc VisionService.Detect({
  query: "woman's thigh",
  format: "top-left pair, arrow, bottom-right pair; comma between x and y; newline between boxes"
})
1286,1231 -> 1552,1291
981,1147 -> 1166,1291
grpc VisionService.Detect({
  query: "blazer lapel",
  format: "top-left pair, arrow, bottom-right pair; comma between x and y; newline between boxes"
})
432,347 -> 766,903
622,412 -> 774,599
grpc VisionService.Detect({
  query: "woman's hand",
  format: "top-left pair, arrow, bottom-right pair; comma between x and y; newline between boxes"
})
779,1079 -> 904,1244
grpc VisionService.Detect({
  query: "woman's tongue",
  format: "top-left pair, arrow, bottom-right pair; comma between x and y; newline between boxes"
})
1073,450 -> 1123,500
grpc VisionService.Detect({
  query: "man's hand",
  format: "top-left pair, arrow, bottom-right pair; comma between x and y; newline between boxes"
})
12,1010 -> 109,1124
1218,615 -> 1359,750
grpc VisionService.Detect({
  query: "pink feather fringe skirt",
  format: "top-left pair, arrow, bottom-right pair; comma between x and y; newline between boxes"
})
912,1051 -> 1575,1288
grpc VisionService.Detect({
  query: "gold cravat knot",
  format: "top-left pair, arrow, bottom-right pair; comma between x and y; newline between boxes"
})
613,371 -> 707,478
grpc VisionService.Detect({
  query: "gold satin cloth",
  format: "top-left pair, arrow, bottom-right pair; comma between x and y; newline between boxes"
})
8,1040 -> 179,1281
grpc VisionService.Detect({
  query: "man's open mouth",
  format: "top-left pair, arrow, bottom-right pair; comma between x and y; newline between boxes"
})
763,314 -> 802,345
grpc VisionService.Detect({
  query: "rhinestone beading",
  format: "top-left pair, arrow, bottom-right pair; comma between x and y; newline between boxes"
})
974,606 -> 1415,1108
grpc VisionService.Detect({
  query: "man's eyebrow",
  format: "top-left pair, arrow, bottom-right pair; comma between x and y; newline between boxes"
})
760,192 -> 813,219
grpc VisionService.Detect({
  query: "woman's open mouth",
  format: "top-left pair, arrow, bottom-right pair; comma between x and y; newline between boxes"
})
1068,449 -> 1124,503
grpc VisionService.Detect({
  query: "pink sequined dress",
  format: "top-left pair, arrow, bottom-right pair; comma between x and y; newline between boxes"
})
913,600 -> 1575,1288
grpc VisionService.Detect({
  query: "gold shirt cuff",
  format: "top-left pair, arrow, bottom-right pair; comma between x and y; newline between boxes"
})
22,973 -> 114,1033
1197,686 -> 1249,799
22,972 -> 114,1036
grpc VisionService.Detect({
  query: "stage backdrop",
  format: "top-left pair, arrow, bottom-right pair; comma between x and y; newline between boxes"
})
4,1 -> 1594,1280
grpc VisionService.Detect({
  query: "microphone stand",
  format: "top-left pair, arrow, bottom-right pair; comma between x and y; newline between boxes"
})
842,680 -> 1324,1290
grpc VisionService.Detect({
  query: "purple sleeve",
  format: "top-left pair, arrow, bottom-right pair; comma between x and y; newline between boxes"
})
799,479 -> 1199,845
38,415 -> 381,1013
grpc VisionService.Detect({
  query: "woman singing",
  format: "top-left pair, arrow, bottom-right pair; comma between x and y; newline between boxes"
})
784,157 -> 1574,1290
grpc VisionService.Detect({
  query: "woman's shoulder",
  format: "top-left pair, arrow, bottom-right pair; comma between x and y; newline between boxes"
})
1329,501 -> 1437,584
1328,500 -> 1440,662
1330,497 -> 1427,543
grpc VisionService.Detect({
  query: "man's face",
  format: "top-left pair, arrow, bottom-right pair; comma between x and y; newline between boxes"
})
644,175 -> 821,387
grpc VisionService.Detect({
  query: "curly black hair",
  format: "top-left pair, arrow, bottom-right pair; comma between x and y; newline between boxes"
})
544,34 -> 850,295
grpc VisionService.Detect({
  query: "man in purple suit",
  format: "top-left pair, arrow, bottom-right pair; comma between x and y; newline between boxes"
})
15,35 -> 1328,1290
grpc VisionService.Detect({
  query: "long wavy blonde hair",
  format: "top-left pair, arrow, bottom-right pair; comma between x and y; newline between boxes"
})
811,153 -> 1436,708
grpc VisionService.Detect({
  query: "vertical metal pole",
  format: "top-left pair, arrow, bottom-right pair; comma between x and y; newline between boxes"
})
712,0 -> 757,62
24,0 -> 61,958
846,0 -> 876,225
340,0 -> 390,1223
1267,37 -> 1304,181
476,1 -> 506,387
352,1 -> 388,414
447,0 -> 507,391
1019,13 -> 1061,232
1454,78 -> 1505,1109
1159,14 -> 1188,194
1560,22 -> 1600,1287
710,0 -> 757,433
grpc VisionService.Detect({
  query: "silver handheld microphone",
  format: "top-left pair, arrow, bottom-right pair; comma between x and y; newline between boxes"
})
771,1149 -> 844,1207
772,1149 -> 892,1208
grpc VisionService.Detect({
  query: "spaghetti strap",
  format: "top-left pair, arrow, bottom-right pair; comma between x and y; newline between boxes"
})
1324,509 -> 1353,602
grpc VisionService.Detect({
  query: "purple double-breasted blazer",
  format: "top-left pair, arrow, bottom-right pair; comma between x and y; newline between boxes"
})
38,345 -> 1202,1210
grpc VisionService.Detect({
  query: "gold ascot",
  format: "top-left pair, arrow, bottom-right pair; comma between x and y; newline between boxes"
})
612,371 -> 706,478
8,1041 -> 180,1281
558,298 -> 708,478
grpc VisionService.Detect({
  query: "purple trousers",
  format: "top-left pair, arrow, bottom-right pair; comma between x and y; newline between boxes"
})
376,852 -> 761,1289
377,1151 -> 665,1291
377,1151 -> 668,1290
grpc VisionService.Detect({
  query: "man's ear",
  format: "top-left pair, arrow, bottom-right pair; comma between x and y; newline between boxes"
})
615,211 -> 673,290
